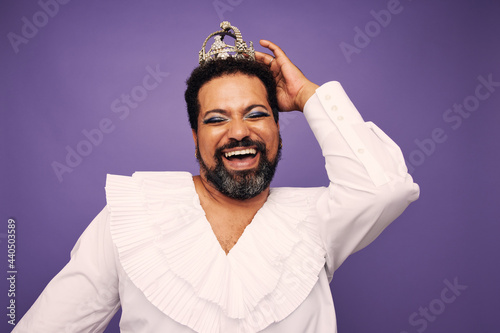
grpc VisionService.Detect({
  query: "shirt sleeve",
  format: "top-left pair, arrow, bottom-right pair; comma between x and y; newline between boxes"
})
13,207 -> 120,333
303,82 -> 420,280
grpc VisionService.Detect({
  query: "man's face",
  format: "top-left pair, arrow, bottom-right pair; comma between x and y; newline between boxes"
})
193,73 -> 281,200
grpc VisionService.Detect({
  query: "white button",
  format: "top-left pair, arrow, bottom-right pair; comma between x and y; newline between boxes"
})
331,105 -> 338,111
325,95 -> 331,100
358,148 -> 364,154
337,116 -> 343,121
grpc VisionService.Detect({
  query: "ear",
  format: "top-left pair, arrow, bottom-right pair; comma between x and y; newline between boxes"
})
192,129 -> 198,148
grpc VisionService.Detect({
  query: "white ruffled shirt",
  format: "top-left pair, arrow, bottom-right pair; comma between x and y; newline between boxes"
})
14,82 -> 419,333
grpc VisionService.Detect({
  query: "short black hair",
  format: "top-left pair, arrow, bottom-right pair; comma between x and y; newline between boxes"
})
185,58 -> 279,132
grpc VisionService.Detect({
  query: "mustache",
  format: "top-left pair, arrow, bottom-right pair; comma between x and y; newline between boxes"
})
215,138 -> 266,155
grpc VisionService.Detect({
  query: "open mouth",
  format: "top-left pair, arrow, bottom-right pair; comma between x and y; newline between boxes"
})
223,148 -> 257,161
221,148 -> 259,170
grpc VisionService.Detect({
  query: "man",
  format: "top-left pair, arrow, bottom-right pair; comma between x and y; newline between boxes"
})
14,22 -> 419,332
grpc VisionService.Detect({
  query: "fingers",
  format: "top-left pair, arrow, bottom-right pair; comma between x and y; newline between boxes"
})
255,51 -> 274,65
255,51 -> 277,76
259,40 -> 289,60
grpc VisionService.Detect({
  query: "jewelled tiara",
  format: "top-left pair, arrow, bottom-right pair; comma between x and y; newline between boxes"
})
199,21 -> 255,65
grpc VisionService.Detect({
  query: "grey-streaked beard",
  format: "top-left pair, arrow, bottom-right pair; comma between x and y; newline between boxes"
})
196,136 -> 281,200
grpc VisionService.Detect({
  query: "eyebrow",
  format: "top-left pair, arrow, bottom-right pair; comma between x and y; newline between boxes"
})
203,104 -> 269,117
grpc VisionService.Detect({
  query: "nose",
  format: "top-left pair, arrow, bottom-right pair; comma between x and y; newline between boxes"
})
227,118 -> 250,141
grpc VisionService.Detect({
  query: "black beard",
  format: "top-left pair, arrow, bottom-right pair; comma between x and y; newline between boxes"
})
196,136 -> 281,200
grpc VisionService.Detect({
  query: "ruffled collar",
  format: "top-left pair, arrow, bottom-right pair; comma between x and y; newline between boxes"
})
105,171 -> 326,333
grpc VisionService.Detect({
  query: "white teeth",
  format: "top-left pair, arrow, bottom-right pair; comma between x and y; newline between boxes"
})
224,148 -> 257,158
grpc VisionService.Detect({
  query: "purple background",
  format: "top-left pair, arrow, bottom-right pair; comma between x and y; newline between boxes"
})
1,0 -> 499,332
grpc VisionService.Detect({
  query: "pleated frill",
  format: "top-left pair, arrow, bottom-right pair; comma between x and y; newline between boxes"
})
105,172 -> 326,333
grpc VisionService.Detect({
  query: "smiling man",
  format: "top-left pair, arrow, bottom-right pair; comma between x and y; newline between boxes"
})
14,22 -> 419,333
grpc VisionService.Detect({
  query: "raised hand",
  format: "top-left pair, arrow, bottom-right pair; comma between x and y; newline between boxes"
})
255,40 -> 319,112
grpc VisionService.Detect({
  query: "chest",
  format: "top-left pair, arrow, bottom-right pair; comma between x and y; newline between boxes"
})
204,209 -> 256,254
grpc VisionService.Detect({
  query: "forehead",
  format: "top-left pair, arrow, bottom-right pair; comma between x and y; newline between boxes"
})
198,73 -> 268,113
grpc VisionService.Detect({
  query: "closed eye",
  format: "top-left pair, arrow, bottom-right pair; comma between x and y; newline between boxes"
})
245,111 -> 270,119
203,116 -> 227,124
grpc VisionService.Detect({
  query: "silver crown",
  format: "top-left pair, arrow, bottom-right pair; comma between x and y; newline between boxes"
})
199,21 -> 255,65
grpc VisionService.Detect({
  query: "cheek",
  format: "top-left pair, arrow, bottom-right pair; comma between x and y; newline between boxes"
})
269,130 -> 281,153
260,124 -> 279,144
197,130 -> 222,156
197,139 -> 211,157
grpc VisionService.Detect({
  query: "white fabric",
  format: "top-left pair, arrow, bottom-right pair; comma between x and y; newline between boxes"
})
14,81 -> 419,333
